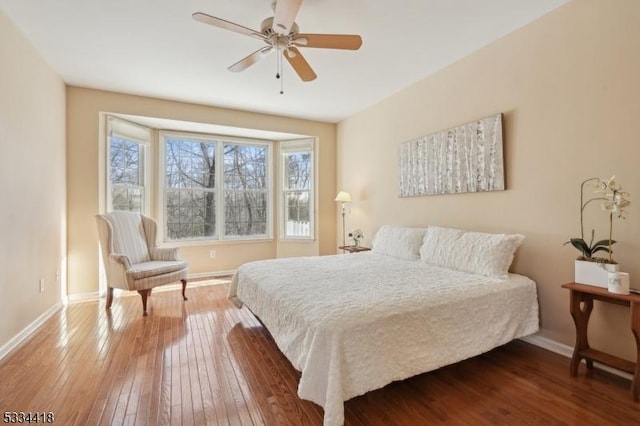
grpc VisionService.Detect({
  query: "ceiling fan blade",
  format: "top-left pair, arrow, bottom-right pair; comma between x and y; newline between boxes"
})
273,0 -> 302,35
192,12 -> 265,40
284,47 -> 317,82
228,47 -> 273,72
293,34 -> 363,50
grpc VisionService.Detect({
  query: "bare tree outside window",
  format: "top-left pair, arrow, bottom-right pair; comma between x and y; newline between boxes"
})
109,136 -> 143,212
165,137 -> 216,240
224,144 -> 268,237
163,136 -> 270,241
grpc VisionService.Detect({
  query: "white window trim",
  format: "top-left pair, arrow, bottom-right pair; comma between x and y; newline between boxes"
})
279,138 -> 315,241
158,130 -> 273,245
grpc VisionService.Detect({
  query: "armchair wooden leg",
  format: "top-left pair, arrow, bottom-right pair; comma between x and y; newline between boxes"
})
106,287 -> 114,310
138,289 -> 151,316
181,279 -> 188,301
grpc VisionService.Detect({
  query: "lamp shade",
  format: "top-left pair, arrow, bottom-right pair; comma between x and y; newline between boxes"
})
334,191 -> 352,203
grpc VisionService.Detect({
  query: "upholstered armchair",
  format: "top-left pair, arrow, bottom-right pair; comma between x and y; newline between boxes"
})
96,211 -> 188,316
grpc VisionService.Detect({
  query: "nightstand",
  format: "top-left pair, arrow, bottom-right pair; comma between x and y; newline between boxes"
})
562,282 -> 640,401
338,245 -> 371,254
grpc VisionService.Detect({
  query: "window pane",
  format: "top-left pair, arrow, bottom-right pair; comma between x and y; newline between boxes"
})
165,137 -> 216,189
164,137 -> 217,240
282,148 -> 312,238
223,143 -> 268,237
109,136 -> 143,212
165,189 -> 216,240
224,144 -> 267,190
224,190 -> 267,237
285,190 -> 310,237
110,137 -> 140,186
285,152 -> 311,190
286,191 -> 310,222
112,185 -> 143,212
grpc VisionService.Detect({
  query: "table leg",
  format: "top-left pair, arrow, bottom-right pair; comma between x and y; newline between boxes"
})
631,302 -> 640,401
569,290 -> 593,376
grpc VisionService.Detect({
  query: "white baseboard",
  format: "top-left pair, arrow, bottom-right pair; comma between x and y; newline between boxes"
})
520,334 -> 574,358
66,271 -> 235,302
0,302 -> 63,361
188,270 -> 235,279
153,277 -> 231,293
520,334 -> 633,380
67,291 -> 101,303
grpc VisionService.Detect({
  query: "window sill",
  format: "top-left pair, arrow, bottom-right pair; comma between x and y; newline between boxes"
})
160,237 -> 274,248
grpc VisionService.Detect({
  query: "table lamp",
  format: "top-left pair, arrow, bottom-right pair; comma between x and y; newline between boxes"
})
335,191 -> 351,247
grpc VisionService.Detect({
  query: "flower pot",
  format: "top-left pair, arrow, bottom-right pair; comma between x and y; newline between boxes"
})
574,259 -> 619,288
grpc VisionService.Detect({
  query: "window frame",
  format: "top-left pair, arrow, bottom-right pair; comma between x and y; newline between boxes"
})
279,138 -> 315,241
105,116 -> 151,215
159,130 -> 273,244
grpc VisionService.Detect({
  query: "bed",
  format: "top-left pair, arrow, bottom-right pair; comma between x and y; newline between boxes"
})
228,225 -> 539,426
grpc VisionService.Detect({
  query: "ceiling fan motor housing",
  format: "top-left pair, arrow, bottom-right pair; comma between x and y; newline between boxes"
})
261,17 -> 299,49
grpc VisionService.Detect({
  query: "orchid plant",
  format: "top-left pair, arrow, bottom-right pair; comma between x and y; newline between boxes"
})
565,176 -> 630,263
348,228 -> 364,246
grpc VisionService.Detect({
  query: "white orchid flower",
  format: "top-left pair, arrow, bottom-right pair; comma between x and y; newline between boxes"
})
581,175 -> 631,262
607,175 -> 622,191
591,181 -> 607,195
601,201 -> 615,211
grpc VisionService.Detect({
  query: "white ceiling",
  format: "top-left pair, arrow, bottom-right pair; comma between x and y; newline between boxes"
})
0,0 -> 568,123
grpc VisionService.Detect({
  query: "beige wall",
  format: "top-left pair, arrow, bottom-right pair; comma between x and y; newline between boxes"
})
337,0 -> 640,361
67,87 -> 336,295
0,11 -> 66,349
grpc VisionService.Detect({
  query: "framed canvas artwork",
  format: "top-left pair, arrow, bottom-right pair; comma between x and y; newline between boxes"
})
399,113 -> 504,197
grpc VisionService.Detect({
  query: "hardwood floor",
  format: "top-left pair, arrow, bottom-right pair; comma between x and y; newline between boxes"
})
1,283 -> 639,425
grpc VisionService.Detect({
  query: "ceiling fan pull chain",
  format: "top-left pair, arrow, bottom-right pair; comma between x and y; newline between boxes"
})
276,45 -> 281,79
275,45 -> 284,94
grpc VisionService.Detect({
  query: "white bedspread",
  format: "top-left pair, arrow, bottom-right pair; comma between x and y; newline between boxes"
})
228,253 -> 539,426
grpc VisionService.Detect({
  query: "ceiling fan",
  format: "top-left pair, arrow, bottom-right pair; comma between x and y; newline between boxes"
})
192,0 -> 362,87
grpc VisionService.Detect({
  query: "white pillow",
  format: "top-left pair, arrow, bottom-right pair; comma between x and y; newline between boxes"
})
371,225 -> 428,260
419,226 -> 525,279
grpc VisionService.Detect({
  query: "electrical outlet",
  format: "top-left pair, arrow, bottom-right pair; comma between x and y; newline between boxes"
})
209,250 -> 216,258
56,270 -> 60,284
39,278 -> 45,293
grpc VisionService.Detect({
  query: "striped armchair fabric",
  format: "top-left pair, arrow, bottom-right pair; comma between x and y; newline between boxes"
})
96,211 -> 188,316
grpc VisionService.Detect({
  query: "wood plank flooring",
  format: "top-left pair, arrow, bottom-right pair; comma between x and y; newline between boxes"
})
1,283 -> 639,425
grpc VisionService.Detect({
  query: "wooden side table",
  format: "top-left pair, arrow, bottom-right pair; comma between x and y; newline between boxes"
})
562,282 -> 640,401
338,245 -> 371,254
